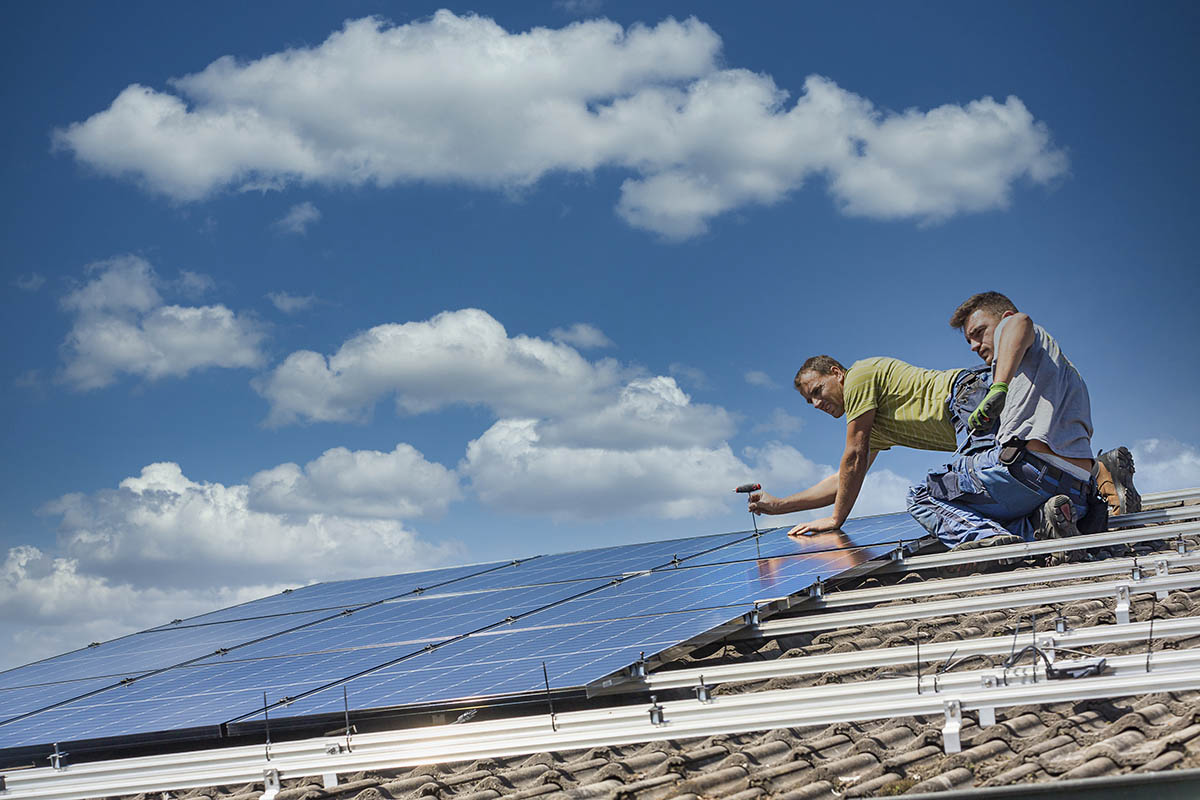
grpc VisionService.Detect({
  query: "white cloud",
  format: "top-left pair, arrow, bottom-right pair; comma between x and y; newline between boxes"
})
1130,439 -> 1200,494
0,545 -> 281,670
537,376 -> 734,449
14,272 -> 46,291
550,322 -> 613,349
267,290 -> 316,313
59,255 -> 265,390
257,307 -> 623,426
462,418 -> 748,519
744,370 -> 776,388
2,454 -> 462,670
274,201 -> 321,234
249,443 -> 461,518
54,12 -> 1066,238
43,461 -> 457,589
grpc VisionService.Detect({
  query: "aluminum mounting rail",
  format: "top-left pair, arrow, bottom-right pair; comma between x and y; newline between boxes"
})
645,614 -> 1200,690
803,550 -> 1200,611
872,518 -> 1200,576
755,567 -> 1200,636
1108,503 -> 1200,528
10,648 -> 1200,800
1142,487 -> 1200,507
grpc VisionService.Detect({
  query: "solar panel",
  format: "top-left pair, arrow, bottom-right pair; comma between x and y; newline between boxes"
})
0,511 -> 933,760
147,560 -> 512,628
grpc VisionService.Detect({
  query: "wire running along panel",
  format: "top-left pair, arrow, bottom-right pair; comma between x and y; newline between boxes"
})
0,511 -> 930,755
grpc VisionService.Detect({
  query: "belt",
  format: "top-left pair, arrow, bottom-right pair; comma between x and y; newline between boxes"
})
1004,444 -> 1091,497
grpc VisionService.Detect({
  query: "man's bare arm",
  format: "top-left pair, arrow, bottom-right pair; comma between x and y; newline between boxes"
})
748,472 -> 839,515
993,312 -> 1034,384
789,410 -> 876,535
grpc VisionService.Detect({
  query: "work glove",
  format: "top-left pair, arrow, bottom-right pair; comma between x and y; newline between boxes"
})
968,382 -> 1008,432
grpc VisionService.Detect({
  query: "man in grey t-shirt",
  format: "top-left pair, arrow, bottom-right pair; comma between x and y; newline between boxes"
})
906,292 -> 1107,554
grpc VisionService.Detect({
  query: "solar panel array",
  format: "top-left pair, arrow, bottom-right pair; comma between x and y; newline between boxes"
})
0,512 -> 929,760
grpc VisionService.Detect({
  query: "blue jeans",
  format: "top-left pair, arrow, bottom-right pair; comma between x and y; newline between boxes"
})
907,447 -> 1093,547
907,366 -> 1089,547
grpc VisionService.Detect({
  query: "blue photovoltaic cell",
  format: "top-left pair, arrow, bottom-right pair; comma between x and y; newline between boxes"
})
684,512 -> 928,566
150,561 -> 510,629
195,579 -> 611,662
0,609 -> 353,728
0,512 -> 926,756
436,531 -> 753,594
0,645 -> 417,749
0,676 -> 141,723
1,609 -> 338,692
518,549 -> 894,627
0,580 -> 614,748
264,608 -> 739,721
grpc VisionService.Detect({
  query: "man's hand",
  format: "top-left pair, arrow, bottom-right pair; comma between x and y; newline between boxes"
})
788,516 -> 844,536
968,382 -> 1008,432
748,491 -> 784,515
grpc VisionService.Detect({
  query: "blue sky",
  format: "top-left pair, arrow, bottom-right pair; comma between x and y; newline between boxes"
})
2,1 -> 1198,668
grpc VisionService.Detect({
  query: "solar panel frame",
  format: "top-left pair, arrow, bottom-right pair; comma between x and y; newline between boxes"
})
0,511 -> 935,760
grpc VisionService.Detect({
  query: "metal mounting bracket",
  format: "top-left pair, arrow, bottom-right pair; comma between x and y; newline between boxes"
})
1037,634 -> 1058,664
1155,559 -> 1170,599
942,699 -> 963,754
1115,584 -> 1132,625
49,743 -> 67,771
648,695 -> 665,726
978,705 -> 996,727
261,768 -> 281,800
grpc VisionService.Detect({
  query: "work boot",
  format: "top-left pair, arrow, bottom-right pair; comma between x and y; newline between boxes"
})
1096,446 -> 1141,515
1036,494 -> 1080,565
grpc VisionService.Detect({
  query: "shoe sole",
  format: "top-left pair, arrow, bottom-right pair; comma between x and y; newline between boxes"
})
1100,446 -> 1142,514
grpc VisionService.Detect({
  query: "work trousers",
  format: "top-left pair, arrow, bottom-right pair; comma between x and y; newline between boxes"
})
906,365 -> 1092,547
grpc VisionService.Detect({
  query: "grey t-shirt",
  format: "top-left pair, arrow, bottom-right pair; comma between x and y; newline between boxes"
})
993,317 -> 1094,460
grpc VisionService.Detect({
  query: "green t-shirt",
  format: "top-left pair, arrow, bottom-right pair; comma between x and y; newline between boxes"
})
843,357 -> 961,452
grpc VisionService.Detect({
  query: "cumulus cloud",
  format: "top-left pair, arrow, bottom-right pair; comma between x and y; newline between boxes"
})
274,201 -> 321,234
462,427 -> 912,522
537,376 -> 734,449
3,451 -> 461,670
462,418 -> 748,519
267,290 -> 316,313
0,545 -> 280,670
549,322 -> 613,349
44,460 -> 457,589
1130,439 -> 1200,494
249,443 -> 461,518
257,307 -> 624,425
59,255 -> 265,389
55,12 -> 1066,238
14,272 -> 46,291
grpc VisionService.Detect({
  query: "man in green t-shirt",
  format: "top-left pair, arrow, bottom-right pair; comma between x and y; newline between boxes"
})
747,354 -> 989,535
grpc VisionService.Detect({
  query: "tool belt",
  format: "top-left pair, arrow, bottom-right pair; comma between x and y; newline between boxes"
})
998,441 -> 1091,500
